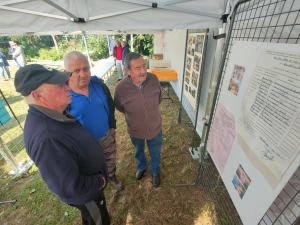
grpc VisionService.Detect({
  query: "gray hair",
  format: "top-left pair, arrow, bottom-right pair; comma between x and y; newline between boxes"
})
24,95 -> 35,104
23,85 -> 47,104
124,52 -> 143,70
64,51 -> 87,71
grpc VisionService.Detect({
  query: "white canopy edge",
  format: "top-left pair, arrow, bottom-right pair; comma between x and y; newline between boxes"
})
0,0 -> 230,36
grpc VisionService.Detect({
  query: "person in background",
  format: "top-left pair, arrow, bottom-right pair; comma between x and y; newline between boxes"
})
113,40 -> 124,81
0,50 -> 11,81
14,64 -> 110,225
121,40 -> 130,77
64,51 -> 124,192
8,41 -> 20,67
11,41 -> 26,67
109,36 -> 116,56
114,52 -> 163,188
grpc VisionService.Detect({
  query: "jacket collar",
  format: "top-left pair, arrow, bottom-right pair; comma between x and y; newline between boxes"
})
30,104 -> 77,122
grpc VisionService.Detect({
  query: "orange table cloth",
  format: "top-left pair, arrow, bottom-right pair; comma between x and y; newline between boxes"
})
149,69 -> 178,81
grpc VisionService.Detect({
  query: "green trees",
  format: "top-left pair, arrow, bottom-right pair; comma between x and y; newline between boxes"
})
0,34 -> 154,61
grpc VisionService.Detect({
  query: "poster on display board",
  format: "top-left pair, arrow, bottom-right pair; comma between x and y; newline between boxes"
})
207,41 -> 300,225
183,33 -> 206,109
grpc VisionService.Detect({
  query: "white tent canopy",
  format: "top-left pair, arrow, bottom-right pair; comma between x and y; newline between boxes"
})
0,0 -> 231,36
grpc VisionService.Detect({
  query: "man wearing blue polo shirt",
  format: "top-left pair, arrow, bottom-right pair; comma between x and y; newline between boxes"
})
64,51 -> 123,191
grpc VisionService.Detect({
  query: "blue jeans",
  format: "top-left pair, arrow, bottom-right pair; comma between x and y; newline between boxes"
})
15,59 -> 22,68
0,66 -> 11,80
130,130 -> 162,175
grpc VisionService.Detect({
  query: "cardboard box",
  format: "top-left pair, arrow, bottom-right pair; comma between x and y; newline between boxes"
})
149,59 -> 170,71
152,54 -> 163,60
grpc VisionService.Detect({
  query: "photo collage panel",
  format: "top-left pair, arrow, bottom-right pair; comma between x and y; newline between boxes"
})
183,33 -> 206,108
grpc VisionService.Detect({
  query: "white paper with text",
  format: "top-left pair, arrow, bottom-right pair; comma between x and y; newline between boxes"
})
237,48 -> 300,189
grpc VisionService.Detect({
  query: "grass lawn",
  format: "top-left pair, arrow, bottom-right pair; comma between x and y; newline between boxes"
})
0,64 -> 225,225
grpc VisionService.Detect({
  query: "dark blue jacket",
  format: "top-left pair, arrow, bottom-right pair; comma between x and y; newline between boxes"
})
122,43 -> 130,65
0,50 -> 6,59
24,105 -> 108,205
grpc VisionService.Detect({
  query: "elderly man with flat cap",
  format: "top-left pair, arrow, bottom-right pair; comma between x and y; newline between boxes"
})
14,64 -> 110,225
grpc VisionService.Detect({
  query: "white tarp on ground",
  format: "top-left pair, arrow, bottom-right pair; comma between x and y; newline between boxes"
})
0,0 -> 229,36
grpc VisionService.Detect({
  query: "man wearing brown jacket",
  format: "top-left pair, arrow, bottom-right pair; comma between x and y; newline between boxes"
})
114,52 -> 162,188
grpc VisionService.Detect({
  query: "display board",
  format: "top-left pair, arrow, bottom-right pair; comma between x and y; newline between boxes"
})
207,41 -> 300,225
183,32 -> 206,109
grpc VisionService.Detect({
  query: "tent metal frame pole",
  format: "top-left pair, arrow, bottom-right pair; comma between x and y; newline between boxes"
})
177,30 -> 189,124
0,137 -> 21,173
175,0 -> 239,186
0,5 -> 67,20
118,0 -> 221,18
42,0 -> 82,22
175,29 -> 210,187
189,28 -> 209,155
82,32 -> 92,67
197,2 -> 231,161
203,0 -> 251,150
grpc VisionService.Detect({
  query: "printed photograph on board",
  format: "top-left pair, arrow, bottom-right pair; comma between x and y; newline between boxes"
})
194,55 -> 201,64
185,84 -> 188,91
188,36 -> 193,46
191,89 -> 196,98
232,164 -> 251,199
186,57 -> 192,71
185,70 -> 190,84
191,71 -> 198,88
196,63 -> 200,71
193,61 -> 197,70
195,35 -> 204,53
228,65 -> 246,96
188,46 -> 192,55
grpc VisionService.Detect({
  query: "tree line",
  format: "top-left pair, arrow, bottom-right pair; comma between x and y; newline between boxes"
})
0,34 -> 153,61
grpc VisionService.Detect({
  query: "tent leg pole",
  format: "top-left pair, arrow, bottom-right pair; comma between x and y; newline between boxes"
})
82,31 -> 92,67
175,183 -> 196,187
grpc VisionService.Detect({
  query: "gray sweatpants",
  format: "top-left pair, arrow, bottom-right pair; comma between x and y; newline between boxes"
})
98,129 -> 117,178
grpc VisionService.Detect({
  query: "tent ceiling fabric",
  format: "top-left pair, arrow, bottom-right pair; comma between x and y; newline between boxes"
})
0,0 -> 227,36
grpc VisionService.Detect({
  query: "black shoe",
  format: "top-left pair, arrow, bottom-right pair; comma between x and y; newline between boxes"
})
117,78 -> 122,81
109,175 -> 124,191
152,174 -> 160,188
135,170 -> 145,180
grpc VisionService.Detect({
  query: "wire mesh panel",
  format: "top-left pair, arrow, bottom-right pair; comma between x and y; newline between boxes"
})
201,0 -> 300,224
259,167 -> 300,225
196,155 -> 243,224
0,90 -> 29,176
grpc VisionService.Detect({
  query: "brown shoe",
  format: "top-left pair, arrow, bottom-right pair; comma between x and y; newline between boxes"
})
109,175 -> 124,191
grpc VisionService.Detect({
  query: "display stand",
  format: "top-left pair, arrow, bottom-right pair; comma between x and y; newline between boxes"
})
202,1 -> 300,222
148,69 -> 178,102
160,81 -> 173,102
